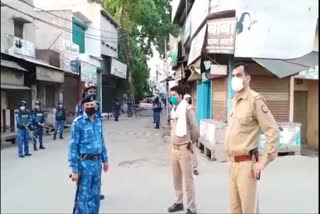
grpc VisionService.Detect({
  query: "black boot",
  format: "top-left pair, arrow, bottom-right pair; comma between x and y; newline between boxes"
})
168,203 -> 184,213
186,209 -> 197,214
59,134 -> 64,139
39,144 -> 46,149
33,144 -> 38,151
25,153 -> 32,157
53,134 -> 56,140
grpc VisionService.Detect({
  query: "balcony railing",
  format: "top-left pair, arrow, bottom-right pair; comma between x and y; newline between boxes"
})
2,34 -> 35,58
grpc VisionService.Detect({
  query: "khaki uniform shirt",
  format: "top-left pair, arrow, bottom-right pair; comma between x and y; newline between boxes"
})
171,108 -> 199,145
224,88 -> 279,167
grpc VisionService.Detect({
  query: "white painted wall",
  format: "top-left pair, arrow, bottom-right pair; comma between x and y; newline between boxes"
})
34,0 -> 118,58
1,0 -> 36,52
100,15 -> 118,58
35,10 -> 73,50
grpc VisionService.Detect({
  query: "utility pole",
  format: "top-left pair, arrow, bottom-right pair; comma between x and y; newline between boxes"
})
164,37 -> 170,124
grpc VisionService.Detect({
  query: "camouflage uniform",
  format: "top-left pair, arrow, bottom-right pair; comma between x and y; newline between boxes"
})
68,113 -> 108,214
16,108 -> 32,157
54,102 -> 66,140
31,107 -> 46,150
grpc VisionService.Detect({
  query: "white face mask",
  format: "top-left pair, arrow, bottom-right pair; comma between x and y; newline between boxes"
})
231,77 -> 244,92
59,105 -> 63,108
20,106 -> 26,111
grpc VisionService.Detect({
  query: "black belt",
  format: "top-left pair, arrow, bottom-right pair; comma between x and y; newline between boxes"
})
79,154 -> 100,161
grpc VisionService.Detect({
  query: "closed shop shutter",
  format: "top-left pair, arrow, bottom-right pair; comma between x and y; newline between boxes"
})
250,76 -> 289,122
63,75 -> 78,122
212,78 -> 227,121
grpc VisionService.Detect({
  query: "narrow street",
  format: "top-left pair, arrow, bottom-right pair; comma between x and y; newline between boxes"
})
1,116 -> 318,213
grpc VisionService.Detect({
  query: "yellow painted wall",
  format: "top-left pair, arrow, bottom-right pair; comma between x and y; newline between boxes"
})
294,79 -> 319,149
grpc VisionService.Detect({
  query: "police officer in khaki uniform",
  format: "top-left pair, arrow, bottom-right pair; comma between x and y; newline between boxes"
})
184,94 -> 199,176
168,86 -> 199,214
225,63 -> 280,214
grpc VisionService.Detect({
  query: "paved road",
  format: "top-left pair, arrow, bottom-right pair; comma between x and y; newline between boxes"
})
1,116 -> 318,213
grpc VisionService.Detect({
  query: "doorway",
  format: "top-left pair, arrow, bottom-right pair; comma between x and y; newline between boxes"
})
196,80 -> 212,124
294,91 -> 308,144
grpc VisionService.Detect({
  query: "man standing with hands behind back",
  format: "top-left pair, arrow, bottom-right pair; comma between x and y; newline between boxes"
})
168,85 -> 199,214
225,63 -> 279,213
69,94 -> 109,214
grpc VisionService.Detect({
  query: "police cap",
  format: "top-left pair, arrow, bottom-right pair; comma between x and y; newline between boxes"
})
19,100 -> 27,107
81,94 -> 96,104
84,81 -> 96,92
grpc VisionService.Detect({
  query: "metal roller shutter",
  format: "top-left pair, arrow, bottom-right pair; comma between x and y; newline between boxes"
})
250,76 -> 289,122
212,78 -> 227,121
63,75 -> 78,123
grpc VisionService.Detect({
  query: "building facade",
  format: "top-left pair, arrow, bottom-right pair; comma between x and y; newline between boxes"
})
34,0 -> 127,114
170,0 -> 319,152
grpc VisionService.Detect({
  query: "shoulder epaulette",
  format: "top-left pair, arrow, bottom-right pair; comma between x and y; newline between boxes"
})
73,115 -> 83,123
249,90 -> 262,100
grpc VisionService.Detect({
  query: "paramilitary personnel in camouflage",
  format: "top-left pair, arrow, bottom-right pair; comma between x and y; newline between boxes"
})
69,94 -> 109,213
16,100 -> 32,158
31,100 -> 46,151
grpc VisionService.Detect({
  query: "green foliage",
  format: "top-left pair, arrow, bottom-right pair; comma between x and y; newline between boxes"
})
103,0 -> 177,101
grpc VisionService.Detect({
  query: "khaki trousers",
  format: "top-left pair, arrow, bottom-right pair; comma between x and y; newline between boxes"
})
228,161 -> 259,214
192,144 -> 198,170
171,144 -> 196,212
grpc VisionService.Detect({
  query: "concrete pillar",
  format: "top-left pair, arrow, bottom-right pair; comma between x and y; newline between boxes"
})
56,84 -> 63,104
31,84 -> 37,109
289,76 -> 295,122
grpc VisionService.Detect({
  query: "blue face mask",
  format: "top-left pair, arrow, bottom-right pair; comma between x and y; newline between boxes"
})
170,96 -> 179,106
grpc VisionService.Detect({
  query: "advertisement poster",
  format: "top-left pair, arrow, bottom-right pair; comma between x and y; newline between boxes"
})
80,61 -> 97,84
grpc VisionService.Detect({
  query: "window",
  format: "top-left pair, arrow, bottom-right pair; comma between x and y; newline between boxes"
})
14,20 -> 24,39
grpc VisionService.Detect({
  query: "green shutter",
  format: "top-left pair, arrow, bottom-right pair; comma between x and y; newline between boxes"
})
72,17 -> 86,53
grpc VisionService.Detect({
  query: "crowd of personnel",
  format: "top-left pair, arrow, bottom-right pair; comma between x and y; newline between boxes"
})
14,62 -> 280,214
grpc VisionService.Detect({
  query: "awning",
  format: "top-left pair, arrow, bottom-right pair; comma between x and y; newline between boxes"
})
2,52 -> 63,71
36,66 -> 64,83
1,83 -> 30,90
159,75 -> 174,83
1,59 -> 28,71
253,51 -> 319,78
187,24 -> 207,66
173,65 -> 184,81
187,58 -> 202,82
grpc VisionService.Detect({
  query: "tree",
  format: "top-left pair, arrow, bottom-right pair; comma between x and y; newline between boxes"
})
103,0 -> 178,102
